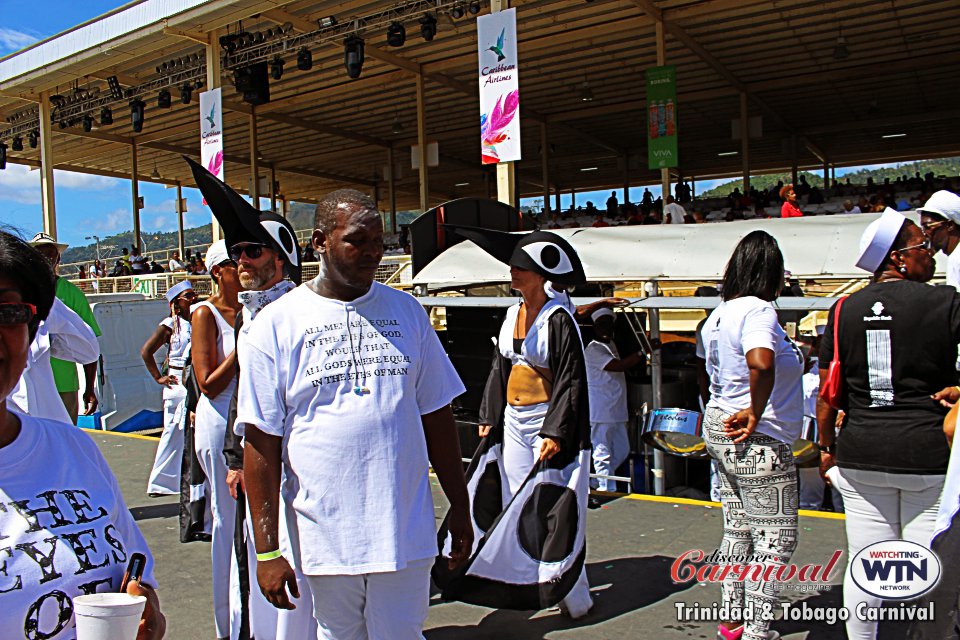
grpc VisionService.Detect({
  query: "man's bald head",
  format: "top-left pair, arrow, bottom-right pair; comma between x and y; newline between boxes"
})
314,189 -> 378,235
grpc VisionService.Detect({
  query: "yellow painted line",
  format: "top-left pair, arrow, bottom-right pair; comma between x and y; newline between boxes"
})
82,428 -> 158,442
624,493 -> 845,520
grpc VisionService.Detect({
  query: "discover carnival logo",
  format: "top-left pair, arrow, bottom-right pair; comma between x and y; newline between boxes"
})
850,540 -> 941,600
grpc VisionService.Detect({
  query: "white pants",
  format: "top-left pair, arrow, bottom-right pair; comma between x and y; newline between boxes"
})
195,395 -> 239,640
305,559 -> 432,640
147,384 -> 186,495
832,467 -> 944,640
502,404 -> 593,618
798,466 -> 844,512
590,421 -> 629,492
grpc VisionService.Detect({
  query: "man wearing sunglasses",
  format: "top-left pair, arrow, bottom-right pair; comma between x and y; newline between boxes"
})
186,156 -> 310,640
29,233 -> 102,424
918,190 -> 960,291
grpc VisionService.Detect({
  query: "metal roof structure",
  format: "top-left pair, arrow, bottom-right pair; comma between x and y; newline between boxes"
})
1,0 -> 958,234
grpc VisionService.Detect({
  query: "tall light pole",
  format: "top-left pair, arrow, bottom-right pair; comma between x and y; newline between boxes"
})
85,235 -> 101,262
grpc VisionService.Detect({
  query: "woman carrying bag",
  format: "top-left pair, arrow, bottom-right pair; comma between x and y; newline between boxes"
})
817,208 -> 960,640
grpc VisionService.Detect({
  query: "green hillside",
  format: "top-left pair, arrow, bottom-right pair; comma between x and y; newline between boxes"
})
60,201 -> 419,272
697,157 -> 960,199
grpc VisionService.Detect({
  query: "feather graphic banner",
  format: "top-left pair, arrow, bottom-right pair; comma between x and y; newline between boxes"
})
199,88 -> 224,181
478,9 -> 521,165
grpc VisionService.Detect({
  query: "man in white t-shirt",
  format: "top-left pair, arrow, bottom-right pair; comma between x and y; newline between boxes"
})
168,250 -> 186,271
662,195 -> 686,224
584,309 -> 645,492
237,189 -> 472,638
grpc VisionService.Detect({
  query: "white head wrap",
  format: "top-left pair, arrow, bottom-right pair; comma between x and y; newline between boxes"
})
856,208 -> 906,273
204,240 -> 231,271
918,190 -> 960,225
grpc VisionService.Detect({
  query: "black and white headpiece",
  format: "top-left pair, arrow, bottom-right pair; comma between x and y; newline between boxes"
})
448,226 -> 586,286
184,156 -> 302,284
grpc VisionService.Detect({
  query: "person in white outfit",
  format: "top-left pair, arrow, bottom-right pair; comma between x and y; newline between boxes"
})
584,308 -> 644,492
187,155 -> 316,640
238,189 -> 473,640
918,190 -> 960,290
192,241 -> 243,640
8,296 -> 99,423
140,280 -> 196,496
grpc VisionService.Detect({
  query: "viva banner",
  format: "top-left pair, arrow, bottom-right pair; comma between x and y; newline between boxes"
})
646,66 -> 678,170
199,88 -> 224,180
478,8 -> 520,165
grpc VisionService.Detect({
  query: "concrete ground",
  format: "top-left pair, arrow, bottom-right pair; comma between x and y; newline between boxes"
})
93,431 -> 919,640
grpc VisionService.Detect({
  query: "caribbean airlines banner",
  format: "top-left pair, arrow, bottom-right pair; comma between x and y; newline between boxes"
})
646,66 -> 678,170
199,87 -> 224,180
478,8 -> 521,165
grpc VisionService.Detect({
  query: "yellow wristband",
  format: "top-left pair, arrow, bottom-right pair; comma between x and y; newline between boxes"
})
256,550 -> 282,562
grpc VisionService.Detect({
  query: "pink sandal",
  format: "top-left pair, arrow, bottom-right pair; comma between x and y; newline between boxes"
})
717,625 -> 743,640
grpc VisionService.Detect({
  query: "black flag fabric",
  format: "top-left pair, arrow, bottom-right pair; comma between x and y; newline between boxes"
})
433,445 -> 590,610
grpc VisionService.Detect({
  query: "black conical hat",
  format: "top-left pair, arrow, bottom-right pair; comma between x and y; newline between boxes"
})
448,226 -> 585,285
184,156 -> 301,284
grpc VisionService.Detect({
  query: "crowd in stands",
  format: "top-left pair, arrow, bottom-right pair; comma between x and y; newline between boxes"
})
76,246 -> 212,280
540,171 -> 960,230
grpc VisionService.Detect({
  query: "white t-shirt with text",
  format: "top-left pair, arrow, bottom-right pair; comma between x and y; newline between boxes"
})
584,340 -> 629,423
697,296 -> 804,443
0,413 -> 156,639
236,283 -> 465,576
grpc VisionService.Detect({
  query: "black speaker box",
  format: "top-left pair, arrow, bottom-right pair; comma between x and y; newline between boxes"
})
235,62 -> 270,106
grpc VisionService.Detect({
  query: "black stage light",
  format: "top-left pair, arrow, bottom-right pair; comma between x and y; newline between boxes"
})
270,57 -> 284,80
344,36 -> 365,79
59,120 -> 67,130
451,4 -> 465,19
297,47 -> 312,71
28,131 -> 38,148
82,115 -> 93,132
419,13 -> 438,41
386,22 -> 406,47
100,106 -> 113,125
11,136 -> 22,151
157,89 -> 172,109
107,75 -> 124,100
0,143 -> 6,170
130,99 -> 146,133
179,83 -> 192,104
318,16 -> 337,28
468,1 -> 481,14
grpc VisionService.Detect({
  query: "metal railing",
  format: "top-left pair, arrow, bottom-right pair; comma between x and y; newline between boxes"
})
70,255 -> 413,298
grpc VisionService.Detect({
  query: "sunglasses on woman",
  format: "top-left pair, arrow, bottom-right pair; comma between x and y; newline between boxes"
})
229,243 -> 267,260
0,302 -> 37,325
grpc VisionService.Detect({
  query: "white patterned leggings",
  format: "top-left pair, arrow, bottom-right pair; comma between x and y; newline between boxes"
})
703,407 -> 799,640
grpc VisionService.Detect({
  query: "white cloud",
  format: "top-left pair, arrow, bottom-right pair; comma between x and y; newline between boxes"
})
0,27 -> 40,53
0,165 -> 41,204
0,165 -> 121,205
80,208 -> 129,234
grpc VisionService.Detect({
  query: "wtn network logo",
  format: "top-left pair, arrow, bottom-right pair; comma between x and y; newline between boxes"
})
851,540 -> 941,600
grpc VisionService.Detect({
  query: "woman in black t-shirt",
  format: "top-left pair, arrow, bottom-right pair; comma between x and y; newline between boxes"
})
817,213 -> 960,640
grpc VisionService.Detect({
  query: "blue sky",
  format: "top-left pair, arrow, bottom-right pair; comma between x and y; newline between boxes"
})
0,2 -> 217,247
0,5 -> 905,249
